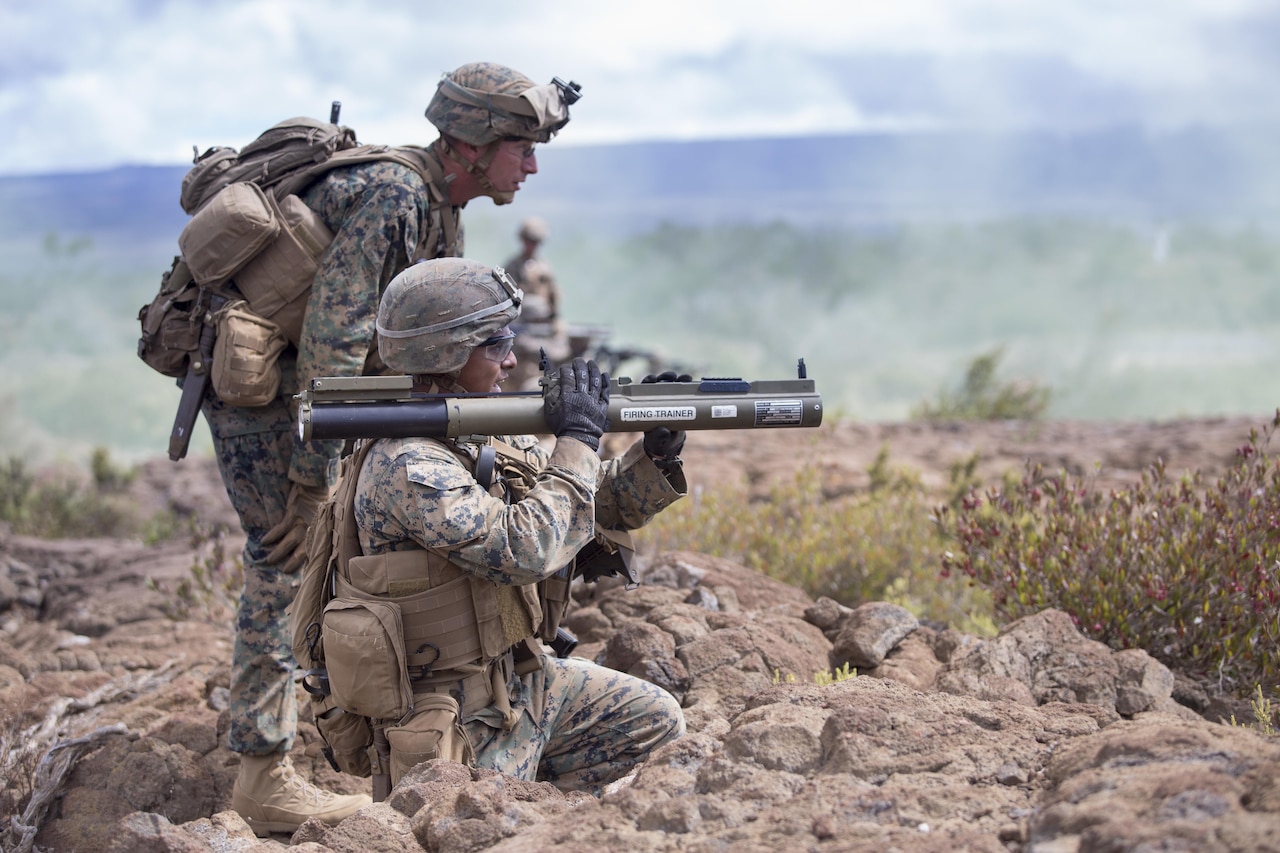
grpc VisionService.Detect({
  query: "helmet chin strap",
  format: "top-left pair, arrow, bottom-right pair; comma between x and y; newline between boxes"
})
412,373 -> 464,391
439,137 -> 516,205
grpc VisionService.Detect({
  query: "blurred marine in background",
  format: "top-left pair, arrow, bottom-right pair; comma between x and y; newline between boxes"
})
203,63 -> 582,835
504,216 -> 570,391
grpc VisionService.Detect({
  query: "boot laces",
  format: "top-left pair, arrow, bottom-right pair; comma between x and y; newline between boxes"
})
280,762 -> 333,807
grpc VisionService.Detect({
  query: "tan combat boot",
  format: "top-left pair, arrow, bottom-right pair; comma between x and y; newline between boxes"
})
232,752 -> 371,836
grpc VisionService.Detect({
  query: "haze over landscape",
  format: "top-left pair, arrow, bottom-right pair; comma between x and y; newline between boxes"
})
3,1 -> 1280,464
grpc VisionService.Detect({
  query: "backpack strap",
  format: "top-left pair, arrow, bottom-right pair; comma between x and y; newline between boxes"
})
277,144 -> 462,261
332,438 -> 379,583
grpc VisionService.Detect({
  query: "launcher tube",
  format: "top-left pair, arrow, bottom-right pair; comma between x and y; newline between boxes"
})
297,376 -> 823,442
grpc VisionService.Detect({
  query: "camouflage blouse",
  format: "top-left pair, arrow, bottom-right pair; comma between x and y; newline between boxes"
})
354,432 -> 684,585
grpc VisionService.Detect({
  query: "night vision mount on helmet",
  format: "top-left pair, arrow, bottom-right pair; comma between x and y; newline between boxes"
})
425,64 -> 582,146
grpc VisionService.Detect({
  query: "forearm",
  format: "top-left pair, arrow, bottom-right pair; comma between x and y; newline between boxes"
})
594,439 -> 686,530
409,438 -> 603,585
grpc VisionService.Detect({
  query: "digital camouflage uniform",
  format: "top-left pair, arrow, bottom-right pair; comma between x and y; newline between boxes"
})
352,390 -> 686,793
202,159 -> 461,756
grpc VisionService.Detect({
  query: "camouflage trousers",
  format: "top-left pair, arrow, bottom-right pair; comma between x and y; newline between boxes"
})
463,655 -> 685,795
201,361 -> 301,757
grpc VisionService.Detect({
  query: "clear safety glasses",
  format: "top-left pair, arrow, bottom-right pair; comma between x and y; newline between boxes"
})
478,329 -> 517,363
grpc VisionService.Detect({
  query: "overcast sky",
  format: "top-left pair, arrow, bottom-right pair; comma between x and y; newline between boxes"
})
3,0 -> 1279,176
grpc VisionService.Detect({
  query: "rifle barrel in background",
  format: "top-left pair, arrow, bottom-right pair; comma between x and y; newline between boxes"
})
296,375 -> 823,442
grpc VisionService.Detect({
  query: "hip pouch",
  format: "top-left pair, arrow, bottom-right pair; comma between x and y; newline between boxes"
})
210,300 -> 286,407
322,597 -> 413,721
136,257 -> 205,378
385,694 -> 475,786
311,691 -> 374,777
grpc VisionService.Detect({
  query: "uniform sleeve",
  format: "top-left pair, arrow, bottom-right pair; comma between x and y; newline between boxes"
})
357,436 -> 603,586
594,439 -> 687,530
287,164 -> 429,487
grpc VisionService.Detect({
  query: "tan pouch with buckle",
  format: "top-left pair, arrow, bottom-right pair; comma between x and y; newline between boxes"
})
210,301 -> 286,407
179,182 -> 281,286
312,692 -> 374,777
322,597 -> 413,721
233,194 -> 334,346
385,694 -> 474,785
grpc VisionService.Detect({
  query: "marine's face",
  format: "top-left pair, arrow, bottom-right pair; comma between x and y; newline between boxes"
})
456,328 -> 518,393
485,139 -> 538,196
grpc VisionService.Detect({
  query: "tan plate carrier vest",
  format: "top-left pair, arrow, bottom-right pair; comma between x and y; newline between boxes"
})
321,437 -> 571,722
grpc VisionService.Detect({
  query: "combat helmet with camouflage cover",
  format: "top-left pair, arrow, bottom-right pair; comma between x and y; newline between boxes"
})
376,258 -> 523,377
426,62 -> 580,146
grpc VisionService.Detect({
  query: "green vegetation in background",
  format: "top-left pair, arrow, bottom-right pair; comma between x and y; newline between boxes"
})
937,411 -> 1280,697
544,217 -> 1280,421
0,448 -> 176,541
4,217 -> 1280,462
912,346 -> 1051,420
635,444 -> 998,638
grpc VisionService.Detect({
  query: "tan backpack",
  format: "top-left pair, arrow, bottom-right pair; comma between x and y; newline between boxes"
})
137,110 -> 461,415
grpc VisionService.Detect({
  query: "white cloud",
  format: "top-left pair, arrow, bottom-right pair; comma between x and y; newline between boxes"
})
1,0 -> 1277,174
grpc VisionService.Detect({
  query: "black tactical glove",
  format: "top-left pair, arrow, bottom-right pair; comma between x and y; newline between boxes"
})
544,357 -> 610,452
641,372 -> 691,466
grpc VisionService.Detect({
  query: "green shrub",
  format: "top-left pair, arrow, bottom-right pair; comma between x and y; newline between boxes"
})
146,520 -> 243,622
912,346 -> 1051,421
937,412 -> 1280,695
1230,685 -> 1278,735
637,455 -> 996,635
0,448 -> 152,539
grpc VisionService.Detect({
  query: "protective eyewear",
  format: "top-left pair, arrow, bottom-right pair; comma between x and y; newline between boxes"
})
478,329 -> 517,363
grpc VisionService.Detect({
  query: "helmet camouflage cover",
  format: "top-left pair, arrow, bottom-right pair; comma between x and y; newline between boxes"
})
377,258 -> 523,376
425,62 -> 580,146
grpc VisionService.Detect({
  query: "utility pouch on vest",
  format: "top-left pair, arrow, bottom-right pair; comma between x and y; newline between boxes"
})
179,182 -> 281,286
385,694 -> 474,786
322,597 -> 413,721
210,300 -> 286,407
575,527 -> 639,586
136,257 -> 205,378
312,691 -> 374,777
233,194 -> 334,346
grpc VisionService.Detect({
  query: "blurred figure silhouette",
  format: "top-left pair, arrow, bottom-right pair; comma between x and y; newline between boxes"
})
503,217 -> 570,390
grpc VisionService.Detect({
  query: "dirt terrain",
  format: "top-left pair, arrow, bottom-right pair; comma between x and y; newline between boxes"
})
2,412 -> 1277,852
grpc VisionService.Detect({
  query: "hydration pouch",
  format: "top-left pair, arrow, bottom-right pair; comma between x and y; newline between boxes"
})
210,300 -> 286,407
179,182 -> 281,286
321,597 -> 413,721
385,694 -> 474,785
233,194 -> 334,346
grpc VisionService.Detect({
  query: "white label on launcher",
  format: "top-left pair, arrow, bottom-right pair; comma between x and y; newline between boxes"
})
619,406 -> 697,422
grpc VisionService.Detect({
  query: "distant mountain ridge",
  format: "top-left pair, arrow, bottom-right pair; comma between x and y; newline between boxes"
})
2,126 -> 1278,254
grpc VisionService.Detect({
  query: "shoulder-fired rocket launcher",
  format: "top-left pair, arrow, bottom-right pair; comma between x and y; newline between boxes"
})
296,363 -> 822,442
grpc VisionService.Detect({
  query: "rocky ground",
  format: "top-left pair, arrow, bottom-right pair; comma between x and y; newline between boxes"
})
1,413 -> 1278,853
